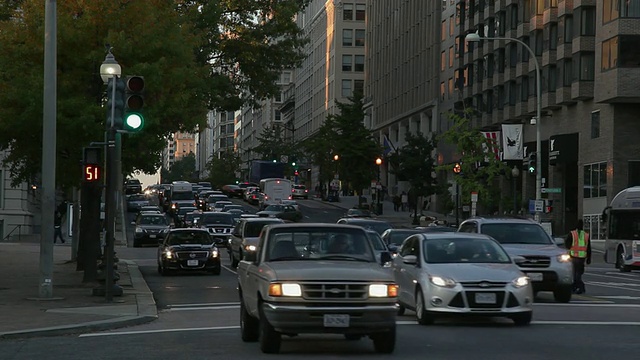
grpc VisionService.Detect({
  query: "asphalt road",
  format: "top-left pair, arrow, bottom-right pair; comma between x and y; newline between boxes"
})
2,199 -> 639,359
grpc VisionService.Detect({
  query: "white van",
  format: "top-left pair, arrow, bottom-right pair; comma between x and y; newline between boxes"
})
258,178 -> 292,210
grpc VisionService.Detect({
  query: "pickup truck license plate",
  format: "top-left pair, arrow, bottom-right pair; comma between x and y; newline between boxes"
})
187,260 -> 199,266
475,293 -> 496,304
323,314 -> 350,328
527,272 -> 543,281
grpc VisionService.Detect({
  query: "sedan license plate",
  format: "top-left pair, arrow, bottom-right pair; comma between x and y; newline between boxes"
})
475,292 -> 496,304
187,260 -> 199,266
149,234 -> 156,239
527,272 -> 543,281
323,314 -> 350,328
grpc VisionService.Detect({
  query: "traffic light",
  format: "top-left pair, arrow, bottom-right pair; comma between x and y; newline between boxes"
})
528,153 -> 536,174
123,75 -> 145,132
545,199 -> 553,213
106,77 -> 125,129
82,147 -> 102,182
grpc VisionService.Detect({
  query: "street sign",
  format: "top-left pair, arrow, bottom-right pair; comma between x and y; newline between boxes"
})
280,155 -> 288,163
534,200 -> 544,212
471,192 -> 478,202
542,187 -> 562,193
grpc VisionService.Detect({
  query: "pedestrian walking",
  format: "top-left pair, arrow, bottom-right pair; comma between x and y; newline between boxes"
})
392,195 -> 401,212
54,210 -> 65,244
401,191 -> 408,211
564,219 -> 591,294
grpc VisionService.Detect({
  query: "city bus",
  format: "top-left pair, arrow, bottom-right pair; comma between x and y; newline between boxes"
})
602,186 -> 640,272
259,178 -> 292,210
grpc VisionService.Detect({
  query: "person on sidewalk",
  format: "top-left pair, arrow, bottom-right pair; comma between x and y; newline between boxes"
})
392,195 -> 401,212
401,191 -> 408,211
564,219 -> 591,294
54,210 -> 65,244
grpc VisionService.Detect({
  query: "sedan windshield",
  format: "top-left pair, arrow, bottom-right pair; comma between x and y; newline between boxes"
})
423,238 -> 511,264
139,216 -> 167,226
166,231 -> 213,246
481,224 -> 553,245
266,228 -> 375,262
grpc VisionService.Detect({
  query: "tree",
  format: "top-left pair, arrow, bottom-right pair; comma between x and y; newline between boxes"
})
388,132 -> 442,224
0,0 -> 311,190
299,118 -> 338,192
204,150 -> 242,189
161,153 -> 196,183
438,112 -> 509,214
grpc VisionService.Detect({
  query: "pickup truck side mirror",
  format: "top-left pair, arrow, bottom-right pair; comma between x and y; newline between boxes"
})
243,251 -> 257,263
380,251 -> 392,265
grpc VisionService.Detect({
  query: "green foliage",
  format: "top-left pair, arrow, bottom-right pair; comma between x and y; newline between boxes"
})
0,0 -> 311,189
299,118 -> 338,184
437,111 -> 509,209
161,152 -> 196,183
388,132 -> 442,199
204,150 -> 241,189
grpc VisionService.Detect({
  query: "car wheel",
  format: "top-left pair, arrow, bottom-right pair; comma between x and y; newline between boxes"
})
553,286 -> 572,303
259,304 -> 281,353
397,303 -> 406,316
415,289 -> 435,325
371,327 -> 396,354
617,247 -> 631,272
510,312 -> 532,326
240,299 -> 259,342
344,334 -> 362,341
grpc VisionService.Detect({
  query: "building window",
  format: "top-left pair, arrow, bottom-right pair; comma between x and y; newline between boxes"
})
448,77 -> 454,97
548,23 -> 558,50
628,160 -> 640,187
0,169 -> 4,209
521,75 -> 529,101
603,0 -> 619,22
456,3 -> 461,24
521,36 -> 530,62
342,29 -> 353,46
341,79 -> 352,97
621,0 -> 640,17
354,79 -> 364,95
619,35 -> 640,68
591,110 -> 600,139
533,30 -> 543,56
274,110 -> 281,121
440,82 -> 446,100
441,51 -> 446,71
449,46 -> 454,67
342,55 -> 352,71
531,0 -> 544,15
584,162 -> 607,198
602,37 -> 618,71
354,55 -> 364,72
547,65 -> 557,91
449,15 -> 455,36
455,37 -> 461,58
442,20 -> 447,41
355,4 -> 366,21
354,29 -> 365,46
573,52 -> 595,81
343,3 -> 353,20
509,43 -> 518,67
576,6 -> 596,36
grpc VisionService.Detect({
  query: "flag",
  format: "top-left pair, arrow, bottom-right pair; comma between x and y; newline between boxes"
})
501,124 -> 523,160
383,134 -> 396,156
481,131 -> 501,161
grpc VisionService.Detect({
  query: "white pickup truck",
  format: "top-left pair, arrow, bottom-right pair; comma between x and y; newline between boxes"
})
237,223 -> 397,354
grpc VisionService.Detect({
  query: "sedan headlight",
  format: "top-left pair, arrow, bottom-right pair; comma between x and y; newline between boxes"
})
512,276 -> 530,288
557,253 -> 571,263
268,283 -> 302,297
210,249 -> 219,258
164,249 -> 174,259
135,227 -> 144,234
244,244 -> 257,252
368,284 -> 398,298
429,276 -> 457,288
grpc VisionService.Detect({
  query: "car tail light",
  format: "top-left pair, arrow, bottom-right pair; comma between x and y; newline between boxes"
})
304,189 -> 308,193
292,189 -> 295,193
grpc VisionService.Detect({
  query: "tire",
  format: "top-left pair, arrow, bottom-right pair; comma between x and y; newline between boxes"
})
397,304 -> 406,316
511,312 -> 532,326
415,290 -> 435,325
259,304 -> 281,353
240,299 -> 259,342
371,327 -> 396,354
344,334 -> 362,341
553,286 -> 572,303
617,247 -> 631,273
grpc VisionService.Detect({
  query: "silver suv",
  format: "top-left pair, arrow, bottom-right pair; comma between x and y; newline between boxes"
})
458,217 -> 573,303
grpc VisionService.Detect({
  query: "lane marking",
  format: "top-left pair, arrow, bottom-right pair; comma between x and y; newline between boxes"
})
532,321 -> 640,326
534,303 -> 640,308
585,281 -> 640,293
168,302 -> 240,308
222,264 -> 237,275
595,296 -> 640,300
79,325 -> 241,337
585,273 -> 640,282
604,272 -> 640,278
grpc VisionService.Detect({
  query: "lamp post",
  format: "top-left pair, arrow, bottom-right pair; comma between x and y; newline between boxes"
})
375,157 -> 382,215
99,48 -> 121,302
333,154 -> 339,200
511,165 -> 520,214
453,163 -> 462,226
465,33 -> 542,222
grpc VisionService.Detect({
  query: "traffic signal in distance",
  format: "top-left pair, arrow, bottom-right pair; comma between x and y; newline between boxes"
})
106,77 -> 125,129
545,199 -> 553,213
123,75 -> 145,132
528,153 -> 536,174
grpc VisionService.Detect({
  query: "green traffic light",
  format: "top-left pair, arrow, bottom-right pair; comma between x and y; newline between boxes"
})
528,165 -> 535,173
292,162 -> 296,166
124,112 -> 144,132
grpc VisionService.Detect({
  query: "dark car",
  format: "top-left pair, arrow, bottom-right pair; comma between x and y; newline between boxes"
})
256,204 -> 303,222
198,212 -> 237,248
139,205 -> 162,214
125,179 -> 142,194
183,211 -> 203,228
157,228 -> 221,276
132,213 -> 170,247
222,204 -> 245,213
246,190 -> 262,206
336,218 -> 393,235
345,208 -> 373,218
380,229 -> 429,255
175,206 -> 198,227
207,194 -> 230,210
126,194 -> 149,212
222,184 -> 244,198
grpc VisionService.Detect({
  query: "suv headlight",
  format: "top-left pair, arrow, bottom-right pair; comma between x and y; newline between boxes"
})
512,276 -> 530,288
557,254 -> 571,263
244,244 -> 257,252
429,276 -> 457,288
164,249 -> 174,259
135,227 -> 144,234
268,283 -> 302,297
369,284 -> 398,297
210,249 -> 219,258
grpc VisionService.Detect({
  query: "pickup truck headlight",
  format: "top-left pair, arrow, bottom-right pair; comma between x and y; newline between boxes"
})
557,254 -> 571,263
511,276 -> 529,288
268,283 -> 302,297
368,284 -> 398,298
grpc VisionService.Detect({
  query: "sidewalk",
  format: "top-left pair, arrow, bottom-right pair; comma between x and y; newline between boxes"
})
312,195 -> 456,228
0,240 -> 157,339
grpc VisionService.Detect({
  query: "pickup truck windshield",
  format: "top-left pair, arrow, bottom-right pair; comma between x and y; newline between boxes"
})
266,228 -> 375,262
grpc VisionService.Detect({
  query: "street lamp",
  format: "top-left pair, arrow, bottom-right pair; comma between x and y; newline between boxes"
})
453,163 -> 462,226
99,48 -> 122,302
333,154 -> 339,199
375,157 -> 382,215
511,166 -> 520,214
465,32 -> 542,222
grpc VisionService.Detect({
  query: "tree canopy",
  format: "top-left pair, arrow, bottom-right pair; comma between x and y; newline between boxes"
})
160,152 -> 196,183
0,0 -> 311,189
204,150 -> 241,189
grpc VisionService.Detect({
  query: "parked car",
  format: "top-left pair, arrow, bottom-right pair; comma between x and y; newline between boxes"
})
458,217 -> 573,303
393,232 -> 533,326
131,213 -> 170,247
256,204 -> 303,222
291,184 -> 309,199
336,218 -> 393,235
157,228 -> 221,276
229,217 -> 284,267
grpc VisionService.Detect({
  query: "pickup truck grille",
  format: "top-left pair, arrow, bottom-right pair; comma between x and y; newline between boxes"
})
301,282 -> 368,300
517,256 -> 551,268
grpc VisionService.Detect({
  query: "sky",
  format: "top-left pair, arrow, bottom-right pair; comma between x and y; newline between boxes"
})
130,170 -> 161,189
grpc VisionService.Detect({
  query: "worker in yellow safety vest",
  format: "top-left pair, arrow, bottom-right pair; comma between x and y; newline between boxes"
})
564,219 -> 591,294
